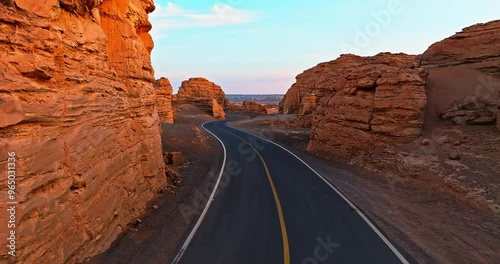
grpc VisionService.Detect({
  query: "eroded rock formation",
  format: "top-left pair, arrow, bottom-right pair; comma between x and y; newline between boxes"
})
0,0 -> 165,263
278,61 -> 338,128
421,20 -> 500,76
175,77 -> 229,119
420,20 -> 500,130
228,101 -> 268,115
279,63 -> 331,115
306,53 -> 427,160
155,77 -> 175,124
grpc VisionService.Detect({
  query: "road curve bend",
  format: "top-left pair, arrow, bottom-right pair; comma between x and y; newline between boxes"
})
172,121 -> 412,264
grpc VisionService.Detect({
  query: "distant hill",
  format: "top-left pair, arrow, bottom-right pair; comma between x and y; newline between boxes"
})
226,94 -> 283,104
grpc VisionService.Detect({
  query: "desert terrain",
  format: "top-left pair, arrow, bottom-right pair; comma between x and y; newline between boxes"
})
0,1 -> 499,264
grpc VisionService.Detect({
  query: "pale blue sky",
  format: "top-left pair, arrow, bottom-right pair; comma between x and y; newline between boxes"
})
149,0 -> 500,94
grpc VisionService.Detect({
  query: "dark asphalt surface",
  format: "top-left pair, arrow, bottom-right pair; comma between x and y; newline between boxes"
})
175,121 -> 411,264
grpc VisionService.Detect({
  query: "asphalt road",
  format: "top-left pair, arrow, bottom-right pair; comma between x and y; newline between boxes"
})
173,121 -> 412,264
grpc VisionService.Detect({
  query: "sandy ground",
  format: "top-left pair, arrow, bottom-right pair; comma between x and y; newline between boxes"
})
232,115 -> 500,264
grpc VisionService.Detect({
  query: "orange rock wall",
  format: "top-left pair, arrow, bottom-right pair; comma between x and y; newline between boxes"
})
0,0 -> 165,263
175,77 -> 229,119
307,53 -> 427,160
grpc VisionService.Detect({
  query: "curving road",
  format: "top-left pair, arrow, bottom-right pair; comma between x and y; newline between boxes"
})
172,121 -> 412,264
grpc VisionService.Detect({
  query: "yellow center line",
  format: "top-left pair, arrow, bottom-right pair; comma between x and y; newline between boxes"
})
214,124 -> 290,264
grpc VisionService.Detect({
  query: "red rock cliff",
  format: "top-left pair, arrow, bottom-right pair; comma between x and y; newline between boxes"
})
0,0 -> 165,263
175,77 -> 229,119
306,53 -> 427,160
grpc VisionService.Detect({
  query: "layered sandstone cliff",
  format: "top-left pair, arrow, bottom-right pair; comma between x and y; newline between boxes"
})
420,20 -> 500,129
0,0 -> 165,263
175,77 -> 229,119
155,77 -> 175,124
306,53 -> 427,160
228,101 -> 268,115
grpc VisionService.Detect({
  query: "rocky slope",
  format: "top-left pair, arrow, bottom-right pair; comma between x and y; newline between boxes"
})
228,101 -> 268,115
304,53 -> 427,160
0,0 -> 166,263
174,77 -> 229,119
420,20 -> 500,130
155,77 -> 175,124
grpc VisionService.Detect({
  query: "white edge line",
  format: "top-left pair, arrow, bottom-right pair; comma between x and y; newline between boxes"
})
225,122 -> 410,264
171,121 -> 227,264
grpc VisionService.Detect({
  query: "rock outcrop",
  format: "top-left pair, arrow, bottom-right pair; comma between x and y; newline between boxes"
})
306,53 -> 427,160
0,1 -> 165,263
279,60 -> 340,128
175,77 -> 229,119
155,77 -> 175,124
279,63 -> 331,115
421,20 -> 500,76
420,20 -> 500,130
228,101 -> 268,115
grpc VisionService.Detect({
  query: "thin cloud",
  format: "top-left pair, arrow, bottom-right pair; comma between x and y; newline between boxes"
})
150,2 -> 257,30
